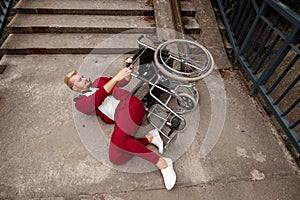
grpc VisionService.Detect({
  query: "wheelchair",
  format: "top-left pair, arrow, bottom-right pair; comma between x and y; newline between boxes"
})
129,35 -> 214,148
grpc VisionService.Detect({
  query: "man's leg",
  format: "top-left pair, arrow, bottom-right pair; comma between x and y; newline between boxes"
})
136,137 -> 150,146
109,95 -> 159,165
109,125 -> 159,165
108,133 -> 153,165
108,139 -> 134,165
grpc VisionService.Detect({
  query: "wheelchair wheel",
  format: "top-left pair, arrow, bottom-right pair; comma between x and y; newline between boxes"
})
170,81 -> 199,104
170,116 -> 186,132
154,39 -> 214,82
176,93 -> 197,111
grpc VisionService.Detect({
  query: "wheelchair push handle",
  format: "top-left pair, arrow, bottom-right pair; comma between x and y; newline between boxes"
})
136,35 -> 145,46
125,35 -> 169,68
126,35 -> 148,67
126,47 -> 146,67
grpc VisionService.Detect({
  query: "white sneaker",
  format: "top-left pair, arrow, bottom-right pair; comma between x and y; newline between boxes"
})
160,157 -> 176,190
149,129 -> 164,154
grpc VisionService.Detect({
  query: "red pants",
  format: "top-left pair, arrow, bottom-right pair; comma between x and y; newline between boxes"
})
109,95 -> 160,165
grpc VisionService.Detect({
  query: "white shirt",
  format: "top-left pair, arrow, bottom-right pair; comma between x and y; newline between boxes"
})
83,87 -> 120,121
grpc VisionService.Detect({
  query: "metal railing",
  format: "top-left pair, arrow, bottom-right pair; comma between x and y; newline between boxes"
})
0,0 -> 13,37
216,0 -> 300,153
0,0 -> 14,62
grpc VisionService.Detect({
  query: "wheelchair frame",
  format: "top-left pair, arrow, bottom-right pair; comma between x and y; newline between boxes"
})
128,36 -> 213,148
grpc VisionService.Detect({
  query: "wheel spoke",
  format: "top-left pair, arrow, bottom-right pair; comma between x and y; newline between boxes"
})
154,39 -> 214,81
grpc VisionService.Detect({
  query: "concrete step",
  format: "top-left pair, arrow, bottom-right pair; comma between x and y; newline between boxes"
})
182,16 -> 200,34
7,14 -> 155,33
14,0 -> 154,15
0,33 -> 142,54
7,14 -> 198,34
180,1 -> 196,17
14,0 -> 195,17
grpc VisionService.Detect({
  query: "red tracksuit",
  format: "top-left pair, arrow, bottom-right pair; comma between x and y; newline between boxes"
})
74,77 -> 160,165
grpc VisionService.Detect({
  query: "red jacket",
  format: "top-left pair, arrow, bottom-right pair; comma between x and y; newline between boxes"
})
74,77 -> 130,124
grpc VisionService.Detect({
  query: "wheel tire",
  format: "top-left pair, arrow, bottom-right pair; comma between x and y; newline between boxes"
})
170,116 -> 186,132
154,39 -> 214,82
176,93 -> 197,112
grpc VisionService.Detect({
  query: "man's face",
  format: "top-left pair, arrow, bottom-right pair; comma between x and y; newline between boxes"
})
69,74 -> 92,92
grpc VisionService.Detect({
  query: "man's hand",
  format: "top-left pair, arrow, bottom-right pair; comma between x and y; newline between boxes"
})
112,68 -> 132,82
125,57 -> 134,69
104,68 -> 132,93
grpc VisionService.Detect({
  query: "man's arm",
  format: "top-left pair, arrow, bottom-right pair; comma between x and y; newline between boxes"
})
114,57 -> 134,87
75,67 -> 132,115
75,84 -> 109,115
103,68 -> 132,93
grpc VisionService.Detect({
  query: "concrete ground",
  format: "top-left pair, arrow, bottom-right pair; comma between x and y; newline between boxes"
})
0,54 -> 299,199
0,0 -> 299,199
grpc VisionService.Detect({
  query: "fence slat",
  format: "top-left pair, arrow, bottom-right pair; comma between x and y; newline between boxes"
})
237,8 -> 255,46
290,119 -> 300,130
267,54 -> 299,94
273,74 -> 300,105
250,26 -> 275,71
232,0 -> 247,33
282,97 -> 300,117
245,22 -> 268,62
234,0 -> 252,38
253,34 -> 281,74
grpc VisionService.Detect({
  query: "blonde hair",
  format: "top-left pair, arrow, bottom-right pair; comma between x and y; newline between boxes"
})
64,70 -> 77,89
